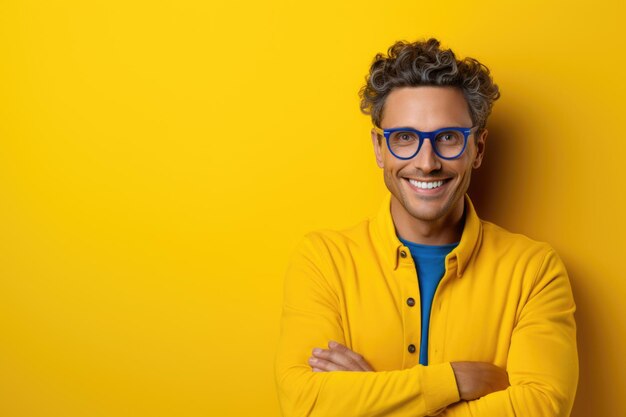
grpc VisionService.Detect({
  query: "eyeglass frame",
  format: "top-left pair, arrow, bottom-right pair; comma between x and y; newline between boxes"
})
373,125 -> 478,160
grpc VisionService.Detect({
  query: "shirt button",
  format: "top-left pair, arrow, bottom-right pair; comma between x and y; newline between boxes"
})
400,250 -> 407,258
408,344 -> 416,353
406,297 -> 415,307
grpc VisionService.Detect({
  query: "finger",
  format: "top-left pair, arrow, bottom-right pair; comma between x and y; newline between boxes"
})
327,345 -> 368,371
327,341 -> 373,371
311,367 -> 324,372
312,346 -> 371,372
311,347 -> 327,357
312,347 -> 357,370
308,356 -> 347,372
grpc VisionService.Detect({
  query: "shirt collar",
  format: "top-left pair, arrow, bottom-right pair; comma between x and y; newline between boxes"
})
370,193 -> 483,277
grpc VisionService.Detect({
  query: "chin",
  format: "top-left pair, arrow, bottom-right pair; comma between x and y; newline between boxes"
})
407,206 -> 449,222
402,192 -> 459,223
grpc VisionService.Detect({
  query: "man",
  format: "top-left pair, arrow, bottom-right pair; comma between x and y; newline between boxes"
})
275,39 -> 578,417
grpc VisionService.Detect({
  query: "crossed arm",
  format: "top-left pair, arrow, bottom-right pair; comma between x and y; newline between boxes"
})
309,341 -> 510,402
276,238 -> 578,417
309,340 -> 510,401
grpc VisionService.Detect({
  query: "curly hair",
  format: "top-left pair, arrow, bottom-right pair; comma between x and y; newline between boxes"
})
359,38 -> 500,130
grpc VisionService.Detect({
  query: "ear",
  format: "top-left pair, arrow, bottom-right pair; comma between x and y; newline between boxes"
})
371,129 -> 384,168
472,128 -> 488,169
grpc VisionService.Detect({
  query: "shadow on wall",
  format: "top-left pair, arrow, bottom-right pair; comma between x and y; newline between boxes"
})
468,115 -> 520,226
468,114 -> 599,417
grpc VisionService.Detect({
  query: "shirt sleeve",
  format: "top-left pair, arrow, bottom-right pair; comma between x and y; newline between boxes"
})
275,234 -> 461,417
441,247 -> 579,417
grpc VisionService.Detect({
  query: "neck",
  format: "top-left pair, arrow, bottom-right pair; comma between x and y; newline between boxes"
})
390,196 -> 465,245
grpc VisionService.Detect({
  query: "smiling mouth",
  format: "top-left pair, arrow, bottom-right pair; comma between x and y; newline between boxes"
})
407,178 -> 448,190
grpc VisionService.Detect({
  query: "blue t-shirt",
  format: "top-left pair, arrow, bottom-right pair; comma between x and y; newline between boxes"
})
399,237 -> 458,365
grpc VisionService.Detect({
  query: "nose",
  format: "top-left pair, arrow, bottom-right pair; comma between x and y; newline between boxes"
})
412,138 -> 442,173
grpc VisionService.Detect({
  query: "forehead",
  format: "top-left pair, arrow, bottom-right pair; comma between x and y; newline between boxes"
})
381,86 -> 472,130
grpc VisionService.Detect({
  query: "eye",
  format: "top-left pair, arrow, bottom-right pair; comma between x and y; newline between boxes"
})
435,130 -> 463,146
391,131 -> 418,143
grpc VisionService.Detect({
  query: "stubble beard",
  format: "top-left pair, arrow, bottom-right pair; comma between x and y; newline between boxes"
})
385,169 -> 471,225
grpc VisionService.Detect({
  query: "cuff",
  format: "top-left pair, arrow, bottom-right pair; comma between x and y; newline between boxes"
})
420,362 -> 460,415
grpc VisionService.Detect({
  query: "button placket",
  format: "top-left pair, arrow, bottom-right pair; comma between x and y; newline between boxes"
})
396,252 -> 420,365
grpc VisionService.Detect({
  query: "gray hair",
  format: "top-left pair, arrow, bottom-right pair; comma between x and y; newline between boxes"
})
359,38 -> 500,131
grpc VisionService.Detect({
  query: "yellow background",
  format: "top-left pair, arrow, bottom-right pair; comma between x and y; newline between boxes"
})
1,1 -> 624,416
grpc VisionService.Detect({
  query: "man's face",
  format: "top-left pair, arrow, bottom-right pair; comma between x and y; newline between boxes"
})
372,86 -> 487,225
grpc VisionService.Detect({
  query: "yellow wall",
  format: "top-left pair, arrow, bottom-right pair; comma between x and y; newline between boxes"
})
1,1 -> 624,416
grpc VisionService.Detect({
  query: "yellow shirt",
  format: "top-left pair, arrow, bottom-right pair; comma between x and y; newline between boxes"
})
275,195 -> 578,417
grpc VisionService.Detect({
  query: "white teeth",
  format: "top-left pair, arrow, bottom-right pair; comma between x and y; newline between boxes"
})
408,179 -> 444,190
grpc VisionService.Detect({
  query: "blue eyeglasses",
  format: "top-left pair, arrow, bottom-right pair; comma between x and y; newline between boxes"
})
374,126 -> 477,160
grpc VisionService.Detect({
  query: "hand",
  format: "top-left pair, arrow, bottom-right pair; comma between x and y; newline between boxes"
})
451,361 -> 510,401
308,341 -> 374,372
